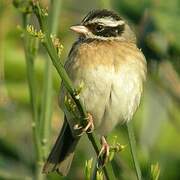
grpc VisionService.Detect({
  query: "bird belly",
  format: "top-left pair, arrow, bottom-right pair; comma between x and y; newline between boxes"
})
71,66 -> 113,130
60,41 -> 146,136
97,65 -> 144,135
70,64 -> 144,136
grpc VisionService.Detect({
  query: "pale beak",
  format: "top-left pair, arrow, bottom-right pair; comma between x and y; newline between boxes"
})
70,25 -> 89,35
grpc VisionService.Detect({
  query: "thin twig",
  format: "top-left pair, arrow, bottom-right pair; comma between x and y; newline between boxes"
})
39,57 -> 52,158
126,122 -> 142,180
22,14 -> 43,180
39,0 -> 61,160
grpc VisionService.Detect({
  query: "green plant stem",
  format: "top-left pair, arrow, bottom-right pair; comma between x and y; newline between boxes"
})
36,162 -> 45,180
39,0 -> 61,160
32,2 -> 112,179
22,14 -> 43,180
49,0 -> 62,34
92,162 -> 98,180
126,122 -> 142,180
40,57 -> 52,158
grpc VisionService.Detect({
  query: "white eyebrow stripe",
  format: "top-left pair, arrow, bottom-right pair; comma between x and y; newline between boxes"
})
88,18 -> 125,27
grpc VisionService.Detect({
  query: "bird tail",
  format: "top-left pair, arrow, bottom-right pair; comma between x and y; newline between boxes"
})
43,118 -> 80,176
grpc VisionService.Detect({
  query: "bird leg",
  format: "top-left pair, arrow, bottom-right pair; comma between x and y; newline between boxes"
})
83,113 -> 94,133
98,136 -> 110,167
74,113 -> 94,136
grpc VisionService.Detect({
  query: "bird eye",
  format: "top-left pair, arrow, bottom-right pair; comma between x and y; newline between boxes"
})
95,25 -> 104,32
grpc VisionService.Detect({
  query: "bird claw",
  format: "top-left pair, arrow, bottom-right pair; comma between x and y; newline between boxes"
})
97,136 -> 110,168
73,113 -> 94,136
83,113 -> 94,133
73,124 -> 83,130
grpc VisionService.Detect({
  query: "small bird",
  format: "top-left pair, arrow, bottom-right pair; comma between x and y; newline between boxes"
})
43,9 -> 147,176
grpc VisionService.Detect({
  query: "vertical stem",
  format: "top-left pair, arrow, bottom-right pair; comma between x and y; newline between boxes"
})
92,162 -> 98,180
0,13 -> 9,105
126,122 -> 142,180
36,162 -> 45,180
39,0 -> 62,159
22,14 -> 44,180
49,0 -> 62,34
22,14 -> 41,158
40,57 -> 52,158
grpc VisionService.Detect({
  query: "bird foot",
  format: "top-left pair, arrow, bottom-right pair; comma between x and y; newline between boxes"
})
97,136 -> 110,168
73,113 -> 94,136
83,113 -> 94,133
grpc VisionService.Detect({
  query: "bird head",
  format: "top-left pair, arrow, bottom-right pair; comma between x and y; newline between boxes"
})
70,9 -> 136,42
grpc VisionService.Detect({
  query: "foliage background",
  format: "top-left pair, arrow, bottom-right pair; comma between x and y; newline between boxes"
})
0,0 -> 180,179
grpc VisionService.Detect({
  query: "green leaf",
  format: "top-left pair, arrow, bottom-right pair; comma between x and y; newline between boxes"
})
85,158 -> 93,180
150,162 -> 160,180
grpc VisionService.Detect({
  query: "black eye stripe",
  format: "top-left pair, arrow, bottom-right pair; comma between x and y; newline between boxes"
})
86,24 -> 125,37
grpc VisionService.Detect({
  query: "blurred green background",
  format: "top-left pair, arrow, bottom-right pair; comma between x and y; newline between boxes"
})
0,0 -> 180,179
